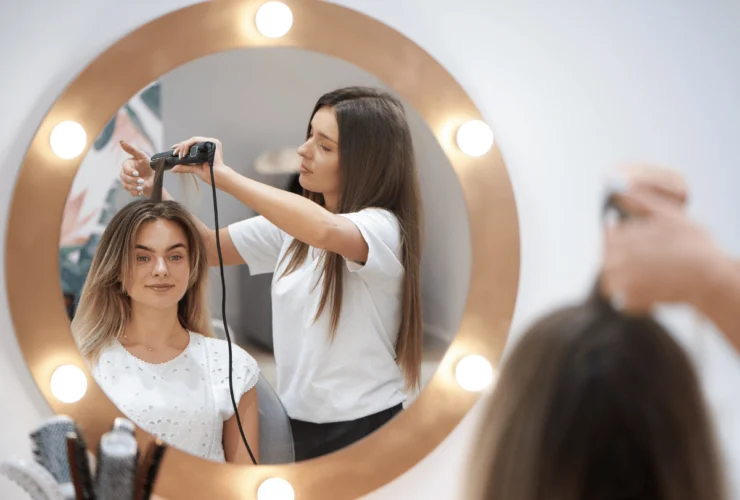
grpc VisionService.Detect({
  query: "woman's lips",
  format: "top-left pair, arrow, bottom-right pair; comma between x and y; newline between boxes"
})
147,284 -> 175,292
300,164 -> 312,173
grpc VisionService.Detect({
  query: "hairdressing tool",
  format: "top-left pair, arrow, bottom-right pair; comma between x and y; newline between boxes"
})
149,142 -> 215,203
147,142 -> 258,465
95,429 -> 138,500
29,416 -> 77,486
597,175 -> 641,312
112,418 -> 136,436
149,143 -> 213,170
0,458 -> 67,500
66,432 -> 96,500
602,176 -> 631,223
134,439 -> 167,500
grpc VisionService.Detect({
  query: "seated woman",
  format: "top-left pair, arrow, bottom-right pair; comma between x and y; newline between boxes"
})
71,199 -> 260,464
468,288 -> 727,500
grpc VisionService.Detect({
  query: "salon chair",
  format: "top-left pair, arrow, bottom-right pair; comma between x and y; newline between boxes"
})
211,319 -> 295,464
254,373 -> 295,464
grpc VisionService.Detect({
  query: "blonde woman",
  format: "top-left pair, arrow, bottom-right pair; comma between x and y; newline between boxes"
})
72,199 -> 260,464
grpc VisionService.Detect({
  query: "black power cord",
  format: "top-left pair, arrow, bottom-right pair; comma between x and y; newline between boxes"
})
150,142 -> 257,465
206,151 -> 258,466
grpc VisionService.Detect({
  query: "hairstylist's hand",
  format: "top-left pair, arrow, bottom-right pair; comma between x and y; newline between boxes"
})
600,187 -> 730,313
119,140 -> 154,197
611,164 -> 689,209
170,136 -> 233,187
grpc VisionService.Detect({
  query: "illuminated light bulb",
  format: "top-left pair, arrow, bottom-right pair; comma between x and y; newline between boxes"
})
49,121 -> 87,159
50,365 -> 88,403
255,2 -> 293,38
455,354 -> 493,392
257,478 -> 295,500
456,120 -> 493,157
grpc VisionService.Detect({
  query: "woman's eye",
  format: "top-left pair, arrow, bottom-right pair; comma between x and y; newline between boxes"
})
319,144 -> 330,152
170,255 -> 184,261
136,255 -> 149,262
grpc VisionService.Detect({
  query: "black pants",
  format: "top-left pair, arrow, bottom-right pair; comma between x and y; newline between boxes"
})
290,404 -> 403,461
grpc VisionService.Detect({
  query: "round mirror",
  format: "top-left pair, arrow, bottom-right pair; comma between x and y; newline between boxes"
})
60,46 -> 470,465
6,1 -> 519,498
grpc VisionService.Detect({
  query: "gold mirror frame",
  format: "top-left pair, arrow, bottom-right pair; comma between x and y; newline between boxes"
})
5,1 -> 519,498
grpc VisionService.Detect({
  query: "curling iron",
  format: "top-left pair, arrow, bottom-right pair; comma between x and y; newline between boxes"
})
603,176 -> 631,223
149,142 -> 214,171
148,142 -> 258,465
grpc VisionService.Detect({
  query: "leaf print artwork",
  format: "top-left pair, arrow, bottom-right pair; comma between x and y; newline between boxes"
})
59,81 -> 163,318
59,189 -> 97,247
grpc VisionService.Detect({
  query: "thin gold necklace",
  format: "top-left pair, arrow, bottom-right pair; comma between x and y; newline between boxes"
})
123,328 -> 184,352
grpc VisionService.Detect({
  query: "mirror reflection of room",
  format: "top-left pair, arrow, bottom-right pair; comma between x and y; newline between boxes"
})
59,47 -> 470,464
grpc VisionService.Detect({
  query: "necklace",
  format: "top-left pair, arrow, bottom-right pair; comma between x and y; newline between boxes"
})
123,328 -> 184,352
123,334 -> 154,352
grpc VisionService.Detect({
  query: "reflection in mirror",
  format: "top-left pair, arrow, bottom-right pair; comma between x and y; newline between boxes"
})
60,48 -> 470,465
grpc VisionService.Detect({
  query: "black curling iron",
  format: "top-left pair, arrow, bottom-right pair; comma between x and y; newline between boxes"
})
147,142 -> 258,465
602,177 -> 632,223
150,142 -> 214,171
148,142 -> 216,203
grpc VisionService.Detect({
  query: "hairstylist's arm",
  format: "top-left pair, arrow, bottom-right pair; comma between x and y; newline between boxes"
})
601,188 -> 740,354
118,141 -> 245,266
223,388 -> 260,465
171,137 -> 370,263
613,164 -> 689,207
616,163 -> 740,274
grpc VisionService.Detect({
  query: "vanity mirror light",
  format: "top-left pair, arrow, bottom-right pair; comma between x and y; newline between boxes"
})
6,1 -> 519,498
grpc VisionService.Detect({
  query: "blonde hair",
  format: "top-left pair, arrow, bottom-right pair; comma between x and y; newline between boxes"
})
71,199 -> 213,361
469,291 -> 726,500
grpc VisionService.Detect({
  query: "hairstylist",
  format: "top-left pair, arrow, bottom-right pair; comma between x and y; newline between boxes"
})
601,166 -> 740,354
118,86 -> 424,461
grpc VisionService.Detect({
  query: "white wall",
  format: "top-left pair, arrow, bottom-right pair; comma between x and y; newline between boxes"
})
2,1 -> 740,499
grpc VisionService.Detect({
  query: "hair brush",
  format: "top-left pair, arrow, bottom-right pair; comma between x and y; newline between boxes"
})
29,416 -> 77,487
0,458 -> 68,500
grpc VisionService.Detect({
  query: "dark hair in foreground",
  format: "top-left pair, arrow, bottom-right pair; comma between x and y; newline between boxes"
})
469,289 -> 726,500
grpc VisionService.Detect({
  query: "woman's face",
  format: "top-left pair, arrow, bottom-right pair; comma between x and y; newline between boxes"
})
297,106 -> 341,201
125,218 -> 191,311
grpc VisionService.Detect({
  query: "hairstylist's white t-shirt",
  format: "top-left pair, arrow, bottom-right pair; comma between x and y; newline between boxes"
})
228,208 -> 407,423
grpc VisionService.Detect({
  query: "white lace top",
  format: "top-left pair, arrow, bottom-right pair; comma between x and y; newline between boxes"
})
91,332 -> 259,462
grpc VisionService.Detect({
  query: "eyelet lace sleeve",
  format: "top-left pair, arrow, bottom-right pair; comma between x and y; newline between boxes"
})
205,337 -> 261,421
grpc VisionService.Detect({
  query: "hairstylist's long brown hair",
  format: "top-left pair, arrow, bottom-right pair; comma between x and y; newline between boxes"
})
469,289 -> 726,500
280,86 -> 424,390
72,199 -> 213,362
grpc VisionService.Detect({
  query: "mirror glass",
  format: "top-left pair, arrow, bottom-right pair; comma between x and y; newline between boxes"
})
59,47 -> 470,465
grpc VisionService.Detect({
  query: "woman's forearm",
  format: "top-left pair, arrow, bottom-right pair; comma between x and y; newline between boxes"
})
219,168 -> 336,248
693,256 -> 740,355
223,389 -> 260,464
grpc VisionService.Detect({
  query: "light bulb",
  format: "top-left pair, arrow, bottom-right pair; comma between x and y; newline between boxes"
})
255,2 -> 293,38
257,478 -> 295,500
49,121 -> 87,159
455,355 -> 493,392
456,120 -> 493,157
50,365 -> 88,403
